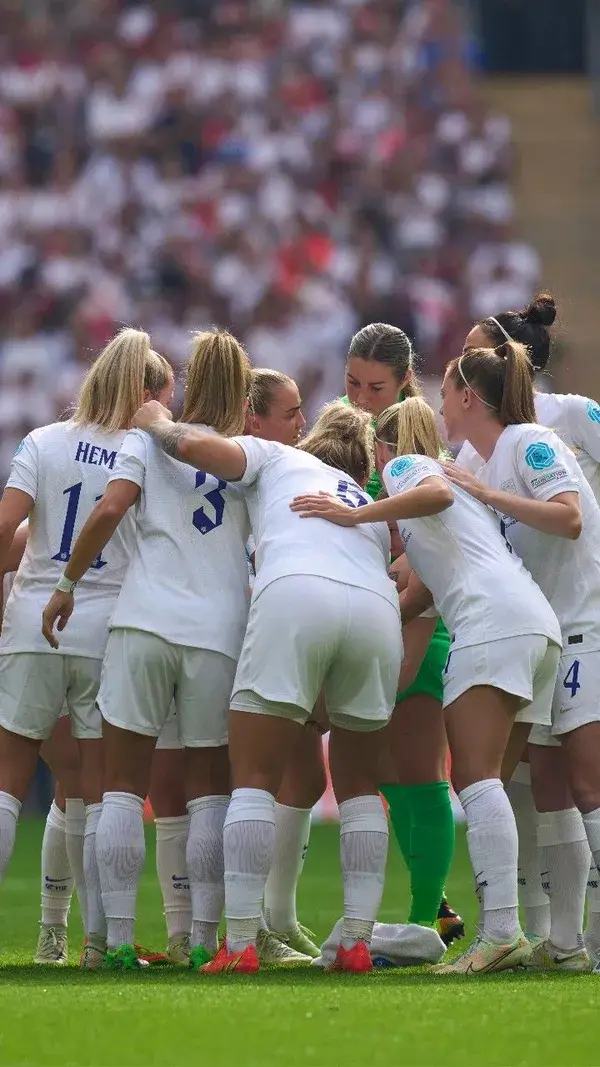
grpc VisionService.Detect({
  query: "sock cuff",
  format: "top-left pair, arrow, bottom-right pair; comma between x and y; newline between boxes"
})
65,798 -> 86,835
273,802 -> 312,816
538,807 -> 587,847
225,788 -> 274,827
84,802 -> 103,834
0,791 -> 21,820
186,795 -> 230,818
510,761 -> 531,786
101,792 -> 144,812
155,815 -> 190,836
339,795 -> 387,834
47,800 -> 66,831
581,807 -> 600,852
458,778 -> 503,808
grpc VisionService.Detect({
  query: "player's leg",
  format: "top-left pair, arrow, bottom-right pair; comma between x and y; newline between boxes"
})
201,577 -> 329,975
150,724 -> 191,963
94,628 -> 174,970
0,654 -> 66,902
504,759 -> 550,946
264,718 -> 326,959
433,637 -> 554,975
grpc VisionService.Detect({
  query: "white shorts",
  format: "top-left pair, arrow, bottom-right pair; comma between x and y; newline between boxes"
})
155,704 -> 182,751
442,634 -> 559,727
0,652 -> 102,741
231,575 -> 402,732
97,628 -> 236,747
530,648 -> 600,747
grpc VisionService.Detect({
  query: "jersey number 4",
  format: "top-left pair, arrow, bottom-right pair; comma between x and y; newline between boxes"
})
563,659 -> 581,698
53,482 -> 107,569
192,471 -> 227,535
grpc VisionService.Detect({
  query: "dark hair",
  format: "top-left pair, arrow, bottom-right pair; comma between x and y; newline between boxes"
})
477,293 -> 556,372
248,368 -> 295,418
447,341 -> 536,425
347,323 -> 422,396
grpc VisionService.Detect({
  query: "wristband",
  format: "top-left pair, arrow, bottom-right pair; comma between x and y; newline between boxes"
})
56,574 -> 77,595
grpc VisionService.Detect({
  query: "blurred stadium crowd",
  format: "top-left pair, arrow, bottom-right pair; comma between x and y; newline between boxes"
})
0,0 -> 541,478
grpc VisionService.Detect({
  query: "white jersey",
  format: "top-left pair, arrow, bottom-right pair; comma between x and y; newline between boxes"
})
467,423 -> 600,650
108,427 -> 250,658
382,454 -> 561,650
233,436 -> 398,612
1,421 -> 133,658
457,392 -> 600,502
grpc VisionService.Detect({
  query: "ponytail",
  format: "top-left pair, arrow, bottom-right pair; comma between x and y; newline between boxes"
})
183,329 -> 251,436
376,398 -> 445,459
299,401 -> 373,486
73,327 -> 171,432
447,341 -> 536,426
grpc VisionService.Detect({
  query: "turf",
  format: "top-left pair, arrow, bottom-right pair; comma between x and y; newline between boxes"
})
0,821 -> 597,1067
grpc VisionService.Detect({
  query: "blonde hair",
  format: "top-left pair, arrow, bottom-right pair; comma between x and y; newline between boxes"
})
248,368 -> 296,417
447,341 -> 536,425
182,329 -> 251,436
298,401 -> 373,486
73,327 -> 171,432
376,398 -> 445,460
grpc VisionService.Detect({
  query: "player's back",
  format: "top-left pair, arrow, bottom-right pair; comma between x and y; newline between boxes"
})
1,420 -> 133,657
237,439 -> 397,609
110,427 -> 251,659
383,454 -> 561,649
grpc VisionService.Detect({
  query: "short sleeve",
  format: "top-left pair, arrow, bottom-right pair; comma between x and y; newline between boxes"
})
566,395 -> 600,463
516,427 -> 580,501
230,435 -> 280,487
107,429 -> 148,489
455,440 -> 483,474
382,454 -> 443,496
6,434 -> 38,502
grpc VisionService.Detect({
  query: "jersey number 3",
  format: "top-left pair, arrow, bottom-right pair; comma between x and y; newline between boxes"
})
53,482 -> 107,570
193,471 -> 227,535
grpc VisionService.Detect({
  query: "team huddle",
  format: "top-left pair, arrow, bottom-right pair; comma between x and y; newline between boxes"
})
1,292 -> 600,977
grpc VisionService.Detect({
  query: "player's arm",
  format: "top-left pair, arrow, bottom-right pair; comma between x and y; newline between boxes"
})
41,479 -> 140,649
0,489 -> 33,572
2,521 -> 29,575
133,401 -> 247,480
291,476 -> 453,526
399,571 -> 435,624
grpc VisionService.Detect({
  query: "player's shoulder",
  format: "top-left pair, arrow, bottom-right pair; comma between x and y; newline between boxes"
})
383,453 -> 439,480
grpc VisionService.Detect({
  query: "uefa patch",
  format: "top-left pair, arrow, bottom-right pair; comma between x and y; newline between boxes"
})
389,456 -> 415,477
587,400 -> 600,424
524,442 -> 555,471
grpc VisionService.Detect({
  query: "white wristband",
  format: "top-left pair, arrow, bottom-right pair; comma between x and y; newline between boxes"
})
56,574 -> 77,595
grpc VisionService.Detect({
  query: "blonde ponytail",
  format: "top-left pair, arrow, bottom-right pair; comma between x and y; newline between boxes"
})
73,327 -> 171,432
299,401 -> 373,486
376,398 -> 445,459
182,329 -> 251,437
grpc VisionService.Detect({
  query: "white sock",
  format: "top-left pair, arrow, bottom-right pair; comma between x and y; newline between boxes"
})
83,803 -> 106,939
224,788 -> 275,952
581,806 -> 600,886
96,792 -> 145,949
459,778 -> 520,944
584,861 -> 600,961
65,798 -> 87,930
0,791 -> 21,882
187,796 -> 229,953
40,801 -> 73,927
339,795 -> 388,950
155,815 -> 191,940
506,763 -> 550,940
264,803 -> 311,934
538,807 -> 588,953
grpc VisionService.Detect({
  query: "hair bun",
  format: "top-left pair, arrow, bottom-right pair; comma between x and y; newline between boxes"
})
521,293 -> 556,328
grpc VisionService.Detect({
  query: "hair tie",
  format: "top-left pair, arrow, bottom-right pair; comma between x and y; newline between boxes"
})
488,316 -> 513,344
457,354 -> 497,410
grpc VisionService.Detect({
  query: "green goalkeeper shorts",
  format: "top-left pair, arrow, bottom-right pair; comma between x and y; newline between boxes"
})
396,617 -> 450,705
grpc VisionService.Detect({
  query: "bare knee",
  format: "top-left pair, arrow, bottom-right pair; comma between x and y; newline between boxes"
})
278,725 -> 326,808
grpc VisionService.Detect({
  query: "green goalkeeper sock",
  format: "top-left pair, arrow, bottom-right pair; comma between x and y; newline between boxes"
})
381,781 -> 455,927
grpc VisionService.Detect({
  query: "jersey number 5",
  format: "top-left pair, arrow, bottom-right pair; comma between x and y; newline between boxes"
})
193,471 -> 227,535
53,482 -> 107,570
563,659 -> 581,699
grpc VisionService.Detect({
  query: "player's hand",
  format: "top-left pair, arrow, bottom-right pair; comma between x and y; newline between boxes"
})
290,492 -> 358,526
42,592 -> 74,649
441,461 -> 489,503
132,401 -> 173,432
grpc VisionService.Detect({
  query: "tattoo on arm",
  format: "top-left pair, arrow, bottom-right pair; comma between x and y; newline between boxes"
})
149,419 -> 192,460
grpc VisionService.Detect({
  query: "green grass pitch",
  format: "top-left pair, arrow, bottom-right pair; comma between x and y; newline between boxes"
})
0,821 -> 597,1067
